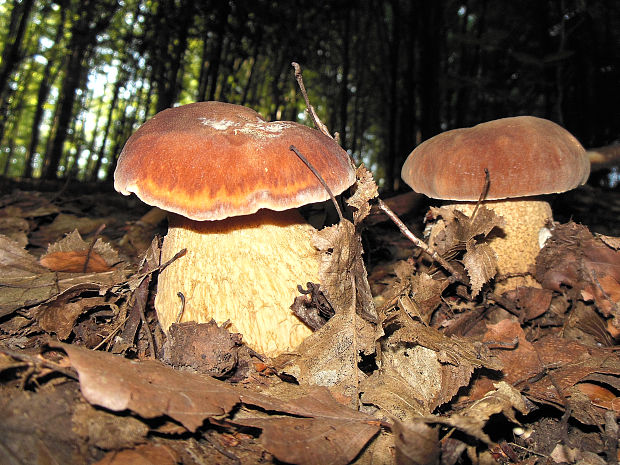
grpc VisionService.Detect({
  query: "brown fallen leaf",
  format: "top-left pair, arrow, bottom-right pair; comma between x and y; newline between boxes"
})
312,219 -> 377,323
37,295 -> 111,340
235,387 -> 380,465
0,234 -> 127,318
346,164 -> 379,225
421,382 -> 528,445
393,419 -> 440,465
162,320 -> 243,378
29,213 -> 111,248
427,206 -> 504,296
72,402 -> 149,450
536,222 -> 620,319
56,343 -> 381,464
40,250 -> 111,272
0,215 -> 29,247
0,383 -> 87,464
40,229 -> 120,271
94,444 -> 179,465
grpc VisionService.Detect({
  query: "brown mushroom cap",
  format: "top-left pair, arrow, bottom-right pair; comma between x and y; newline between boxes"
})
401,116 -> 589,200
114,101 -> 356,220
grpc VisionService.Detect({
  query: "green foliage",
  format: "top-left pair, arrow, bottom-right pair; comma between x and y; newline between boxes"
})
0,0 -> 618,187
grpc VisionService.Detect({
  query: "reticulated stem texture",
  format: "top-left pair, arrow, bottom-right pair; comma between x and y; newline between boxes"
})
155,209 -> 319,357
432,199 -> 552,292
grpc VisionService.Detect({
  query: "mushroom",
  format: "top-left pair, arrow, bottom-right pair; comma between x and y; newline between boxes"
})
401,116 -> 589,291
114,101 -> 356,356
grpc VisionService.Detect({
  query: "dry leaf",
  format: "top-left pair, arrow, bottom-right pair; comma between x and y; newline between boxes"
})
463,241 -> 497,297
393,420 -> 440,465
72,402 -> 149,450
94,444 -> 179,465
37,295 -> 110,340
29,213 -> 110,248
276,311 -> 376,403
312,219 -> 377,322
427,206 -> 504,293
162,321 -> 243,377
346,164 -> 379,225
56,343 -> 380,463
235,387 -> 380,465
422,382 -> 528,445
0,234 -> 127,318
536,222 -> 620,318
360,366 -> 429,420
40,250 -> 111,272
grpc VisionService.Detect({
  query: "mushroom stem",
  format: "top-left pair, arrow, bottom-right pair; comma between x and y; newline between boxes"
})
430,198 -> 553,292
155,209 -> 319,356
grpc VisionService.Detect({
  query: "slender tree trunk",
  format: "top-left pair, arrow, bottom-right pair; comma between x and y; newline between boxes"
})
24,1 -> 67,178
0,0 -> 36,144
43,0 -> 117,180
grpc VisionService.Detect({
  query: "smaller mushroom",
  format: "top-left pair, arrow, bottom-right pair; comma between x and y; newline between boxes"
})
114,102 -> 356,356
401,116 -> 589,292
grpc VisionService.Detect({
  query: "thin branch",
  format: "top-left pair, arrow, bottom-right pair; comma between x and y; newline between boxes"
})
377,199 -> 467,283
292,62 -> 332,138
290,144 -> 343,222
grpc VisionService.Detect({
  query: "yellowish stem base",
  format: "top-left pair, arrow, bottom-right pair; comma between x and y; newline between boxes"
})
155,209 -> 319,356
436,199 -> 552,292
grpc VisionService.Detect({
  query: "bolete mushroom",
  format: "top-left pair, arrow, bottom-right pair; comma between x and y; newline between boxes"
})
401,116 -> 589,291
114,101 -> 356,356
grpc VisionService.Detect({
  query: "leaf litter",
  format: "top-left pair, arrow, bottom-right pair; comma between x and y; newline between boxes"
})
0,170 -> 619,464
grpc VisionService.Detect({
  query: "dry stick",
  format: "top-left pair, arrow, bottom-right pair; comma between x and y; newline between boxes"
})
377,199 -> 468,284
292,62 -> 332,139
290,144 -> 344,222
470,168 -> 490,223
83,223 -> 106,272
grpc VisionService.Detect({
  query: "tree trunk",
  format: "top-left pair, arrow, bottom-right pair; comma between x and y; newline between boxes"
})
43,0 -> 117,180
0,0 -> 36,144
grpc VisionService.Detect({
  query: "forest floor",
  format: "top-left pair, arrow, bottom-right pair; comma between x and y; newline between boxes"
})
0,174 -> 618,465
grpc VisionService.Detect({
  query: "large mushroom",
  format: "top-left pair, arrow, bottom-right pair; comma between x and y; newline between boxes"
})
401,116 -> 589,291
114,101 -> 356,356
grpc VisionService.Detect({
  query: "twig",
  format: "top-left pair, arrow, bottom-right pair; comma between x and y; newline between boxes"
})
0,347 -> 78,380
292,62 -> 332,138
290,145 -> 343,221
377,199 -> 467,284
83,223 -> 106,272
470,168 -> 490,223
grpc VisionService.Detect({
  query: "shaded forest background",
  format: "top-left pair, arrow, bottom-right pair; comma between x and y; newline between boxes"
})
0,0 -> 618,193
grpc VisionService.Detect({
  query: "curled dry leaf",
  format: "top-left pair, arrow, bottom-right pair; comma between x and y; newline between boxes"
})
536,222 -> 620,320
427,206 -> 504,294
421,382 -> 528,445
346,164 -> 379,225
162,320 -> 243,378
370,307 -> 501,416
40,229 -> 120,272
37,295 -> 110,340
463,241 -> 497,297
393,419 -> 440,465
312,219 -> 377,322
